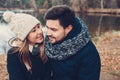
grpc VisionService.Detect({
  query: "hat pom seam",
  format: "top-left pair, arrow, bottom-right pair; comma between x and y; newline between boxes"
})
3,11 -> 15,23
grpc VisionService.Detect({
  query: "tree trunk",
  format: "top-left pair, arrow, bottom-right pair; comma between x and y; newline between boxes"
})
70,0 -> 80,12
97,16 -> 103,36
6,0 -> 12,8
101,0 -> 104,9
51,0 -> 63,6
29,0 -> 37,11
28,0 -> 39,18
80,0 -> 88,11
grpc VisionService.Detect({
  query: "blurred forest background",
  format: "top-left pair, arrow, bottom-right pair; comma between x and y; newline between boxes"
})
0,0 -> 120,80
1,0 -> 120,27
1,0 -> 120,9
1,0 -> 120,12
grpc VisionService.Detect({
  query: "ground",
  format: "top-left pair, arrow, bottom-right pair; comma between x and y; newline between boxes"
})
96,31 -> 120,80
0,31 -> 120,80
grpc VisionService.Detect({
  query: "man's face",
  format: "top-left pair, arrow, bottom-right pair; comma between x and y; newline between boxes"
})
46,20 -> 69,44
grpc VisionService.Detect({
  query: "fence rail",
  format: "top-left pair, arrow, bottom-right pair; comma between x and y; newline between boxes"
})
0,9 -> 34,15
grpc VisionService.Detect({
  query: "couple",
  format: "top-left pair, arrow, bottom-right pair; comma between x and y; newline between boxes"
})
3,5 -> 101,80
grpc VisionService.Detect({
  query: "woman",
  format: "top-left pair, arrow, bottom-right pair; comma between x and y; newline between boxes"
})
3,11 -> 51,80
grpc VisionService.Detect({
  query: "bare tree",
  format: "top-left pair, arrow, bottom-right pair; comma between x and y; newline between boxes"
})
110,0 -> 117,8
104,0 -> 117,8
70,0 -> 80,12
117,0 -> 120,8
101,0 -> 104,9
0,0 -> 7,7
97,16 -> 103,36
80,0 -> 88,11
51,0 -> 63,6
6,0 -> 13,8
28,0 -> 39,18
29,0 -> 37,11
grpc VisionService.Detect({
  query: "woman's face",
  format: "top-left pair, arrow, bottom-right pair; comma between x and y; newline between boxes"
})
27,24 -> 44,45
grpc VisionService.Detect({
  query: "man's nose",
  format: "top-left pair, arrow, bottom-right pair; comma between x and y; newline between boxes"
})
46,29 -> 51,36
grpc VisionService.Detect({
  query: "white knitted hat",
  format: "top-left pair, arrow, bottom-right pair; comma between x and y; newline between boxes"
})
3,11 -> 40,41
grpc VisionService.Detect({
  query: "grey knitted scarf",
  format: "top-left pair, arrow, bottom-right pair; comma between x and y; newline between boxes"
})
45,18 -> 90,60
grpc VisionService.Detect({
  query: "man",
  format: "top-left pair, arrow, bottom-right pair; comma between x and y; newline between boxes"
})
44,5 -> 101,80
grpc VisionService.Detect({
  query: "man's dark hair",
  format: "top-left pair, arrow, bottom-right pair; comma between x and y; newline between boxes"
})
44,5 -> 75,28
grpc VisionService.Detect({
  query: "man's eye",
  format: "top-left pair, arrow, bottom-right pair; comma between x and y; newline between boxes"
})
51,28 -> 57,31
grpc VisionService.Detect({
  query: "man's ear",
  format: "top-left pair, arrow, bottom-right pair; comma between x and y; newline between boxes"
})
65,25 -> 73,34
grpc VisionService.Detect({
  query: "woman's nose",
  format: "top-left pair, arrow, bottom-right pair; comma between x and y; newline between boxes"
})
37,28 -> 42,33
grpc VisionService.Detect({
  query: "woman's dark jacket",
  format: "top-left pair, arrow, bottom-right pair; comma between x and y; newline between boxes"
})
45,17 -> 101,80
7,47 -> 51,80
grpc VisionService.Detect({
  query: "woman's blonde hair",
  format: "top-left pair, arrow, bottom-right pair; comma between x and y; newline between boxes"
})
10,38 -> 47,72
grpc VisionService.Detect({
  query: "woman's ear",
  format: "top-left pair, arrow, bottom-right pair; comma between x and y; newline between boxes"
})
65,25 -> 73,35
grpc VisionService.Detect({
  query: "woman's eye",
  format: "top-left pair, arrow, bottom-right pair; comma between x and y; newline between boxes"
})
37,26 -> 40,28
30,25 -> 40,33
31,29 -> 36,32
